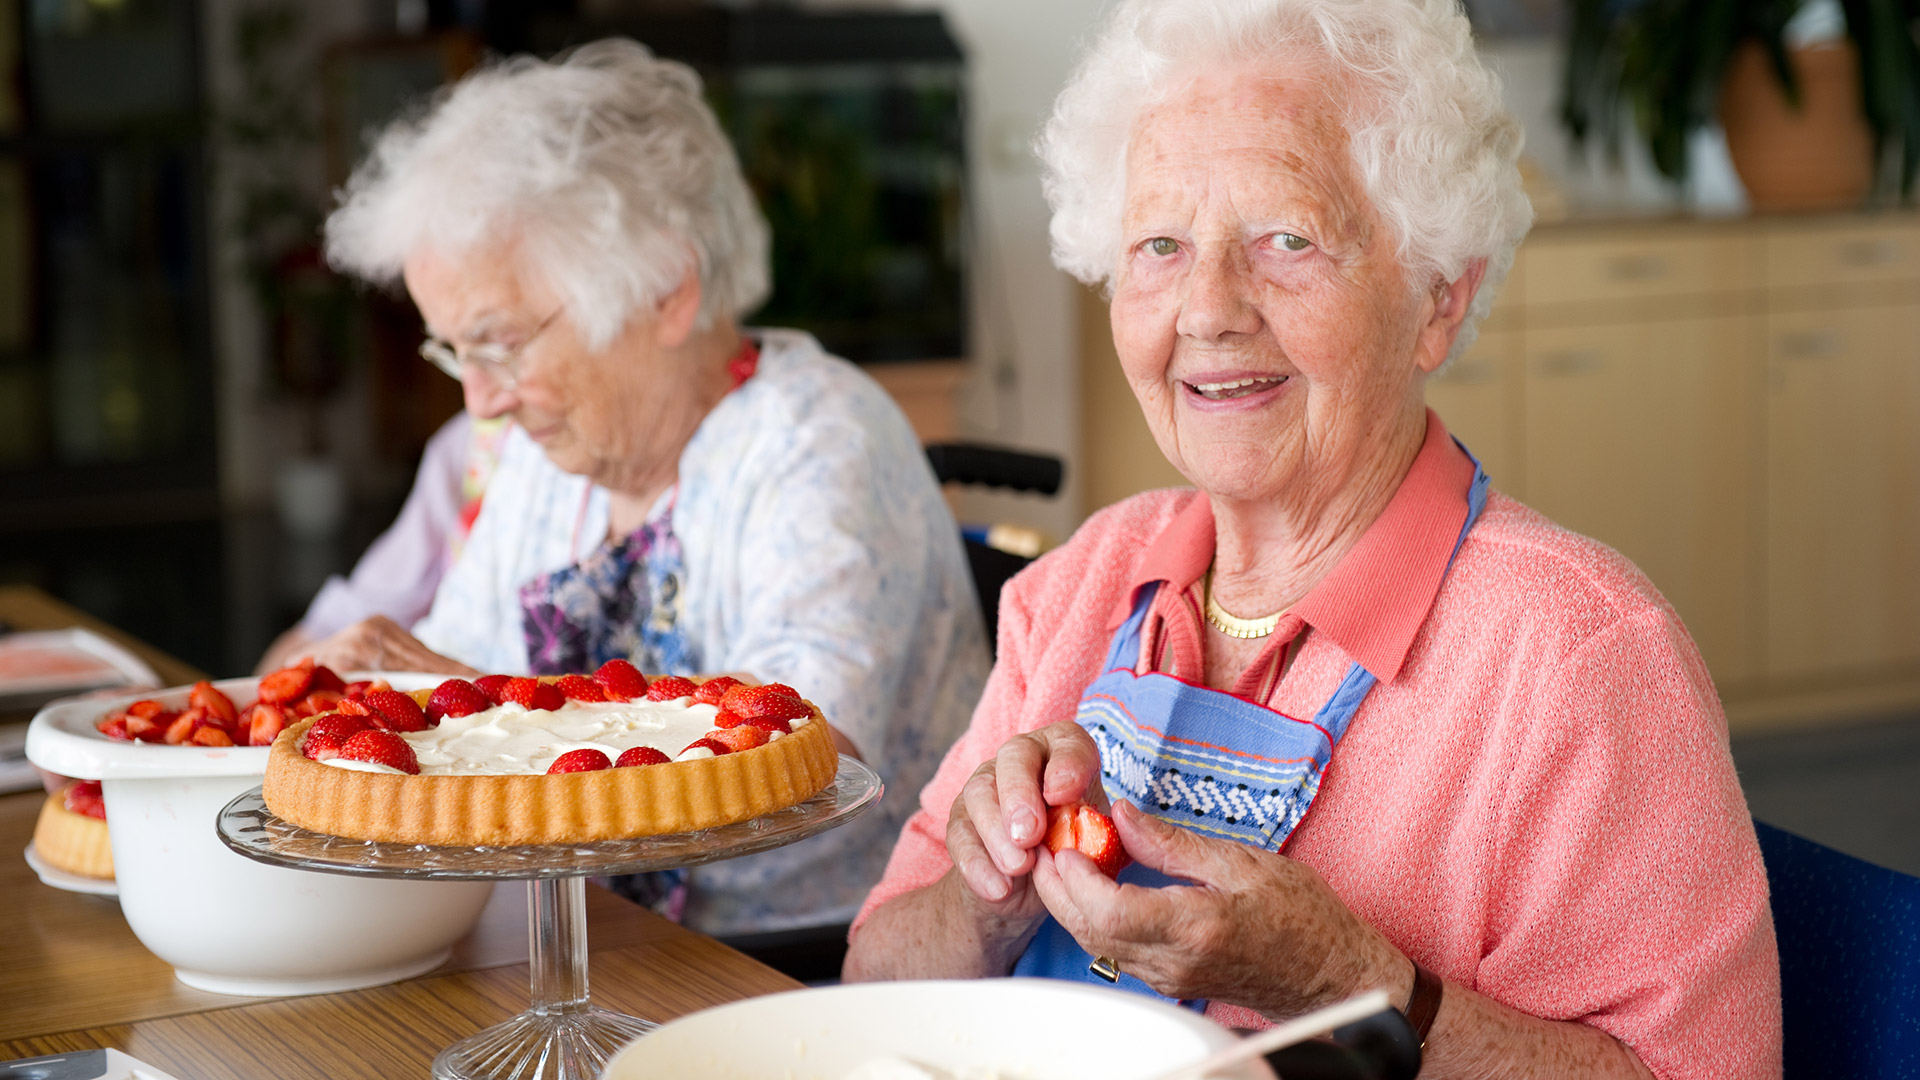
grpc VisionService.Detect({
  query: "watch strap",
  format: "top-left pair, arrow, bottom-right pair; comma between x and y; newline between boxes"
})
1405,961 -> 1444,1048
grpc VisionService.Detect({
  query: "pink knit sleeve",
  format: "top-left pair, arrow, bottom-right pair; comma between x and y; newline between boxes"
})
852,579 -> 1036,930
1479,609 -> 1782,1079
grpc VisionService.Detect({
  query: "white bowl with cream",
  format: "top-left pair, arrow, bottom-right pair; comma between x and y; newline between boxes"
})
604,979 -> 1268,1080
26,672 -> 494,997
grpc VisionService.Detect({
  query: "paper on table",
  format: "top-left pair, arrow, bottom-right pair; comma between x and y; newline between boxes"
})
0,629 -> 162,710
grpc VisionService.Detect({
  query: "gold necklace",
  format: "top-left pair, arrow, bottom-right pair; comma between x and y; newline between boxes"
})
1203,570 -> 1285,639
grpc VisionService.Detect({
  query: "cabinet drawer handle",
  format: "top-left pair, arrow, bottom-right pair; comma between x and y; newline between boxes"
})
1603,254 -> 1669,282
1838,240 -> 1901,268
1777,329 -> 1842,358
1534,350 -> 1603,376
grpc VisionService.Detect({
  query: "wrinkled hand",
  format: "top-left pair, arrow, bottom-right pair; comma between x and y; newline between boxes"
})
1030,800 -> 1408,1018
301,616 -> 478,678
946,721 -> 1110,928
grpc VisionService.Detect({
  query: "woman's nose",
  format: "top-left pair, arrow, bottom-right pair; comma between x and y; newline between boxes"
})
461,368 -> 518,419
1174,246 -> 1261,342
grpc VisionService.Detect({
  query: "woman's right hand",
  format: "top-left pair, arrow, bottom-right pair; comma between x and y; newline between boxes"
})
945,721 -> 1107,931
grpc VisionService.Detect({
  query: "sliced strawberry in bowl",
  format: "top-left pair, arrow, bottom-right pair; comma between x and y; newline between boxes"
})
547,748 -> 612,774
1043,800 -> 1130,879
258,660 -> 315,706
247,703 -> 288,747
615,746 -> 671,768
337,729 -> 420,774
309,665 -> 347,694
593,659 -> 648,701
188,681 -> 239,727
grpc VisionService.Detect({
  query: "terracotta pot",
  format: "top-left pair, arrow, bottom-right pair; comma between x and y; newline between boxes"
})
1720,40 -> 1874,211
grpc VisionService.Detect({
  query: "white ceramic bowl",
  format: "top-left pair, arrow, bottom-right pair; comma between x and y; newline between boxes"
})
604,979 -> 1268,1080
26,673 -> 494,997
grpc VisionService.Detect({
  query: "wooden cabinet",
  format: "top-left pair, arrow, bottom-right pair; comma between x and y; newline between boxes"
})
1426,327 -> 1520,494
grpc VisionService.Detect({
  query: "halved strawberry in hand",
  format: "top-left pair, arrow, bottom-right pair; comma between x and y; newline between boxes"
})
593,659 -> 648,701
555,674 -> 606,702
692,676 -> 741,706
337,729 -> 420,774
258,660 -> 315,706
500,677 -> 564,712
426,679 -> 491,722
644,676 -> 698,702
365,689 -> 430,732
1044,800 -> 1130,879
547,748 -> 611,774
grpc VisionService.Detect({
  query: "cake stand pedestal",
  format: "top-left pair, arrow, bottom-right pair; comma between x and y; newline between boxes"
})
217,757 -> 882,1080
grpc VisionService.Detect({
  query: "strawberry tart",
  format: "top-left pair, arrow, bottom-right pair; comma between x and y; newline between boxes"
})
32,780 -> 113,880
261,663 -> 840,845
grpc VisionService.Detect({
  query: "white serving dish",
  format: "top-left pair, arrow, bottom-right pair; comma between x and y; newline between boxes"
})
604,979 -> 1268,1080
25,672 -> 494,997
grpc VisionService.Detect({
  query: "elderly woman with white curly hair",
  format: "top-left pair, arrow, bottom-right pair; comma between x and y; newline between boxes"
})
846,0 -> 1780,1075
304,39 -> 990,940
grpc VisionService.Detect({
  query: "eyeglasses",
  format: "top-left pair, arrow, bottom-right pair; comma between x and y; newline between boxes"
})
419,310 -> 563,390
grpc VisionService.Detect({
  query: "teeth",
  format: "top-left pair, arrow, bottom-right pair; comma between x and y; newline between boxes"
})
1188,375 -> 1285,398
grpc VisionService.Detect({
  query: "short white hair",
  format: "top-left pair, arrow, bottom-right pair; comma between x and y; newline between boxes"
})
326,38 -> 770,349
1039,0 -> 1532,357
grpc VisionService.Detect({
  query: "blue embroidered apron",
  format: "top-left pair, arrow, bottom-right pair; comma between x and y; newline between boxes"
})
1012,448 -> 1491,1009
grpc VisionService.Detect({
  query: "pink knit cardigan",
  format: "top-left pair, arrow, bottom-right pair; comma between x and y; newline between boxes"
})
856,485 -> 1782,1080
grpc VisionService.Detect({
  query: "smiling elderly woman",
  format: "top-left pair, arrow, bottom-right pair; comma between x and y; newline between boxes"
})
307,40 -> 989,939
844,1 -> 1780,1076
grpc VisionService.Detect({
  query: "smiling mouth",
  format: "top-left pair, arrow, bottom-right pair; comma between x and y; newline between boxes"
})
1184,376 -> 1288,401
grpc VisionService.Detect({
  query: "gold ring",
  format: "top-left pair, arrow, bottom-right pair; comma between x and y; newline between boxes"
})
1089,955 -> 1122,982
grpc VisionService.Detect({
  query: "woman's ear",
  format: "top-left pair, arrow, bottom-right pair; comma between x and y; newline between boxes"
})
652,269 -> 705,350
1414,257 -> 1488,374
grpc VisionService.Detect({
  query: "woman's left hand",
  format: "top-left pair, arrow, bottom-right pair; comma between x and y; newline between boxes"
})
301,616 -> 479,678
1030,800 -> 1410,1018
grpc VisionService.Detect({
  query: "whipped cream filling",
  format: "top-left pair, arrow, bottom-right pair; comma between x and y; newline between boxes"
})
317,693 -> 807,776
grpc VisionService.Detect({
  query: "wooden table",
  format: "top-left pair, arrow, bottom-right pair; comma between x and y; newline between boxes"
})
0,590 -> 805,1076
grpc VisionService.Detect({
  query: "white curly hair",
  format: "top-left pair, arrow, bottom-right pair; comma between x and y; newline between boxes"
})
325,38 -> 770,349
1038,0 -> 1532,358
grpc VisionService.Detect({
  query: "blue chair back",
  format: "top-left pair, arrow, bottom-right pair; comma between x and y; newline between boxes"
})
1756,820 -> 1920,1079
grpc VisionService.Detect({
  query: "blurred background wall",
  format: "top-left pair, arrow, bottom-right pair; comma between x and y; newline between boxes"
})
4,2 -> 1920,869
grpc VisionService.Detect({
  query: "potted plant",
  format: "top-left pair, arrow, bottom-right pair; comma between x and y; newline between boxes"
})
1561,0 -> 1920,209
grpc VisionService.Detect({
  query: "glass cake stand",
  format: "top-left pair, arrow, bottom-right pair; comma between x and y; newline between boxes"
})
216,757 -> 882,1080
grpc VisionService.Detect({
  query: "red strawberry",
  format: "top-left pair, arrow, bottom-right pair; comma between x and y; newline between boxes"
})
96,716 -> 131,741
258,661 -> 314,706
125,699 -> 168,721
615,746 -> 671,767
708,725 -> 769,753
555,674 -> 606,702
188,681 -> 239,726
501,677 -> 565,712
293,690 -> 343,718
719,685 -> 811,723
338,729 -> 421,774
547,748 -> 612,774
247,703 -> 288,747
742,715 -> 793,735
474,673 -> 514,704
692,676 -> 742,706
1044,801 -> 1130,879
426,679 -> 491,722
712,709 -> 746,729
64,781 -> 105,820
365,689 -> 430,732
302,713 -> 373,760
593,659 -> 648,701
645,676 -> 698,701
164,707 -> 207,745
191,725 -> 235,747
342,680 -> 374,700
337,697 -> 376,718
309,665 -> 347,693
681,736 -> 731,756
124,712 -> 170,742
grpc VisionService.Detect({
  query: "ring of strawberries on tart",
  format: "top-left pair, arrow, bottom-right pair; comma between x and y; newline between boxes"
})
261,662 -> 840,846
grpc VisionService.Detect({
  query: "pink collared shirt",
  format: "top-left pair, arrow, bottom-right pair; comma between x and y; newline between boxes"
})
856,413 -> 1782,1079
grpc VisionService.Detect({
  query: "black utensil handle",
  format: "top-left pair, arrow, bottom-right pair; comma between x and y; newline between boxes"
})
1264,1005 -> 1423,1080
